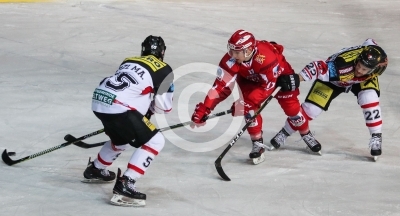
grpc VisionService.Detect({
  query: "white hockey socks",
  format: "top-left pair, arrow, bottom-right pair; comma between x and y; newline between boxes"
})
124,132 -> 165,180
94,141 -> 128,169
358,90 -> 382,134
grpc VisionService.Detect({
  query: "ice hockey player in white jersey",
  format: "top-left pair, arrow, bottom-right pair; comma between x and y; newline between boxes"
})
273,39 -> 388,160
83,35 -> 174,207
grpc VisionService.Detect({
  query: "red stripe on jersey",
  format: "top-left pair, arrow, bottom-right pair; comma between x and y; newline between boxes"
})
366,120 -> 382,127
154,104 -> 172,113
128,163 -> 145,175
141,86 -> 154,95
361,102 -> 379,109
97,154 -> 112,166
141,145 -> 159,155
113,99 -> 137,111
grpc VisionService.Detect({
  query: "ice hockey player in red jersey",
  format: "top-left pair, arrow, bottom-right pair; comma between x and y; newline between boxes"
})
271,39 -> 388,161
191,29 -> 306,164
82,35 -> 174,206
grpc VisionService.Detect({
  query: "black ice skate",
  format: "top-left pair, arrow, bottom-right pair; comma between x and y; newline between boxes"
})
270,128 -> 290,150
249,138 -> 266,165
82,157 -> 116,183
300,131 -> 322,155
110,168 -> 146,207
369,133 -> 382,161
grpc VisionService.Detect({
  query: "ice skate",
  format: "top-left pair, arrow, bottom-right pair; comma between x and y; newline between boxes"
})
301,131 -> 322,155
270,128 -> 290,150
369,133 -> 382,162
110,168 -> 146,207
249,138 -> 266,165
82,157 -> 116,183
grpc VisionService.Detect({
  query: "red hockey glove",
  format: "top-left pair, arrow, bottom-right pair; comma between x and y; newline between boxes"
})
191,102 -> 211,127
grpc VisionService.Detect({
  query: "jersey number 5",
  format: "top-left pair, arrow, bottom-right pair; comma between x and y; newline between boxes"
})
105,72 -> 138,91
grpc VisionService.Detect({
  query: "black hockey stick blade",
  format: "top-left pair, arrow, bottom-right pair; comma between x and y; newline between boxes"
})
2,149 -> 17,166
64,134 -> 106,149
215,157 -> 231,181
2,129 -> 104,166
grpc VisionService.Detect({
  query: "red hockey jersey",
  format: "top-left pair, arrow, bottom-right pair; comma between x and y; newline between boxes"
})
204,40 -> 294,110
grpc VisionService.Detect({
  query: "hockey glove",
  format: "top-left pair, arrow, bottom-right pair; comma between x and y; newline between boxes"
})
191,102 -> 211,128
277,74 -> 300,91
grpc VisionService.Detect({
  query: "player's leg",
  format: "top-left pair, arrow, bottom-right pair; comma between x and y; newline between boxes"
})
110,110 -> 163,207
270,88 -> 304,149
236,77 -> 266,164
300,81 -> 345,153
82,111 -> 130,183
351,77 -> 382,160
83,141 -> 128,183
274,80 -> 343,153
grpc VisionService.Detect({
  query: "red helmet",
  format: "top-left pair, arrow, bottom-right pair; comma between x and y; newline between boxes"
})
227,29 -> 256,51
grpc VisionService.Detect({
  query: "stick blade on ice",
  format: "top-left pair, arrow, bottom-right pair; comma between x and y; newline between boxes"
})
2,149 -> 17,166
215,158 -> 231,181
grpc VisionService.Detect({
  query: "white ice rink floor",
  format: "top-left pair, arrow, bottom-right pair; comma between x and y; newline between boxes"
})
1,0 -> 399,215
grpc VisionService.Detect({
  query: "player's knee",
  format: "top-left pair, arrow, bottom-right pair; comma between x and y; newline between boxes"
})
247,115 -> 262,135
358,89 -> 379,106
144,132 -> 165,154
301,102 -> 323,119
287,110 -> 308,127
108,141 -> 129,152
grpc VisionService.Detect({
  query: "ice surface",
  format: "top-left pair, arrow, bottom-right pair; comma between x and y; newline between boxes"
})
0,0 -> 399,215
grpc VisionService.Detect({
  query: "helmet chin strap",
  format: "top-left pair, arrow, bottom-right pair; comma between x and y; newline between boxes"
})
244,47 -> 255,58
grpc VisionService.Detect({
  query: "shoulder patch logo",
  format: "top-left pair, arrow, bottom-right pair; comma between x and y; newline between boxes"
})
216,67 -> 224,80
254,54 -> 265,64
226,58 -> 236,68
272,64 -> 281,78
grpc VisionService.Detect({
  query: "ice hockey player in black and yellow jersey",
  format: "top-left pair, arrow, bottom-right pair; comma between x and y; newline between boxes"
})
273,39 -> 388,161
84,35 -> 174,206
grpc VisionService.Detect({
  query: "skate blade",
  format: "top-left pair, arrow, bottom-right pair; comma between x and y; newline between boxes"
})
81,178 -> 114,184
110,194 -> 146,207
252,153 -> 265,165
266,145 -> 275,151
306,147 -> 322,156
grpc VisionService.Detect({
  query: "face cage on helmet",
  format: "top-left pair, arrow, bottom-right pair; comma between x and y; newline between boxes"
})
355,57 -> 378,75
227,43 -> 254,58
355,60 -> 377,75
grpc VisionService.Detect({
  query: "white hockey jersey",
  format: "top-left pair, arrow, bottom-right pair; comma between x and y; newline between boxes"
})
92,55 -> 174,115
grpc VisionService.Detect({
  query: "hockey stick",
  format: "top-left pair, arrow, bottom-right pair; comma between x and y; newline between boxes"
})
215,87 -> 281,181
65,109 -> 233,148
1,129 -> 105,166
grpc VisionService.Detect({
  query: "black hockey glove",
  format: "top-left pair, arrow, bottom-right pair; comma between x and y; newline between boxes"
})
277,74 -> 300,91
